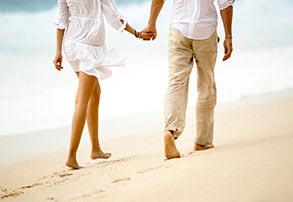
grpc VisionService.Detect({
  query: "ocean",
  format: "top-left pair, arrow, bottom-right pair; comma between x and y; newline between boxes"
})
0,0 -> 293,136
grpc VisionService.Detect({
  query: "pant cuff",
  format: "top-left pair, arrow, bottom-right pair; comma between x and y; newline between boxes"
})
165,126 -> 182,139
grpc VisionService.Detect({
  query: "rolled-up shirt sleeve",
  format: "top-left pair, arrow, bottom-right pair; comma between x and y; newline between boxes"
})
55,0 -> 69,29
100,0 -> 127,32
217,0 -> 235,10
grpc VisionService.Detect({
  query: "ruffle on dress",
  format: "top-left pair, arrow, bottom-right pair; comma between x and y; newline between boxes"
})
63,39 -> 125,79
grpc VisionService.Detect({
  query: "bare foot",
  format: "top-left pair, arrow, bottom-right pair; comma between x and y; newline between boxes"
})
91,150 -> 111,160
164,131 -> 181,159
65,158 -> 80,169
194,144 -> 214,151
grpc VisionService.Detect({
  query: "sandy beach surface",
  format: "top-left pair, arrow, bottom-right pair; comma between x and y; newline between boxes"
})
1,93 -> 293,202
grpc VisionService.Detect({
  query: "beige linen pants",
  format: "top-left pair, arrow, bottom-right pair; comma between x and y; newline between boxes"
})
164,28 -> 218,145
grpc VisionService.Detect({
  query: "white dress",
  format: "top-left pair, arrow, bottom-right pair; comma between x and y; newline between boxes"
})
55,0 -> 126,79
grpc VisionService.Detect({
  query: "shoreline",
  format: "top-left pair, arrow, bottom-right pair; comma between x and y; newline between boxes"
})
1,90 -> 293,201
1,89 -> 293,169
2,88 -> 292,138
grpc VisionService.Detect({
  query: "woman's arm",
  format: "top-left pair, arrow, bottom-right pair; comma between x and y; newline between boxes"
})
121,20 -> 154,40
101,0 -> 153,40
53,29 -> 65,71
53,0 -> 68,71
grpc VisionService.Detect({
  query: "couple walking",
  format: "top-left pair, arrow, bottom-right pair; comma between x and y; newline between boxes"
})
53,0 -> 234,169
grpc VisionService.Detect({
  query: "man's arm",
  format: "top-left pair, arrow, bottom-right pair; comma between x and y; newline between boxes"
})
220,6 -> 233,61
142,0 -> 165,40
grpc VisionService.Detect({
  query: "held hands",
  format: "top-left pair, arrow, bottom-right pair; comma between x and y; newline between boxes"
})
136,25 -> 157,41
53,52 -> 63,71
136,31 -> 156,41
223,37 -> 233,61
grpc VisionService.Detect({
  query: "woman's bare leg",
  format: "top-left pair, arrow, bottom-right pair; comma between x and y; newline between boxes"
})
66,72 -> 97,169
86,81 -> 111,159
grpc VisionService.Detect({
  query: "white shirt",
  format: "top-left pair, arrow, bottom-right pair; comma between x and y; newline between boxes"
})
165,0 -> 234,40
56,0 -> 126,46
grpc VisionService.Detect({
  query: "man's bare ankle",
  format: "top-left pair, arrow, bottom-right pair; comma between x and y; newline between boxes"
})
194,143 -> 214,151
165,130 -> 178,140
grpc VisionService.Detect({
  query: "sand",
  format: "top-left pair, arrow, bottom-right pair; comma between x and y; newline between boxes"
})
1,94 -> 293,201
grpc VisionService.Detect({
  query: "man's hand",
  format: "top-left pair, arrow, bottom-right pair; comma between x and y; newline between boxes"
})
223,38 -> 233,61
138,31 -> 157,41
220,6 -> 233,61
141,25 -> 157,41
140,0 -> 164,41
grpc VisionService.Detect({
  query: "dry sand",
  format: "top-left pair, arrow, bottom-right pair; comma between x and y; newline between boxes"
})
1,95 -> 293,201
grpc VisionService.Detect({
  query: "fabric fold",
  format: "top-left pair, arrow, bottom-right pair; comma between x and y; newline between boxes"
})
64,39 -> 125,79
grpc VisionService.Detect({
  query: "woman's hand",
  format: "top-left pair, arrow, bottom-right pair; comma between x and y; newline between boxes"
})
141,25 -> 157,41
138,31 -> 156,41
53,52 -> 63,71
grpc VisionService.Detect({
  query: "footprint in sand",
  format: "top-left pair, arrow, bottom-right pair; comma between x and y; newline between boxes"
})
71,189 -> 106,200
45,197 -> 57,201
55,172 -> 73,178
0,170 -> 74,200
93,156 -> 133,169
36,170 -> 75,188
1,189 -> 24,200
51,170 -> 73,178
136,165 -> 163,174
82,189 -> 105,197
103,156 -> 132,164
0,182 -> 44,200
111,177 -> 131,184
20,183 -> 43,189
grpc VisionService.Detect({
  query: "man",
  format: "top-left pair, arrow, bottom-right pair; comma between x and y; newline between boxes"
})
142,0 -> 234,159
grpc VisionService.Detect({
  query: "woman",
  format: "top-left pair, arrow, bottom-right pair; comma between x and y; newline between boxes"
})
53,0 -> 152,169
